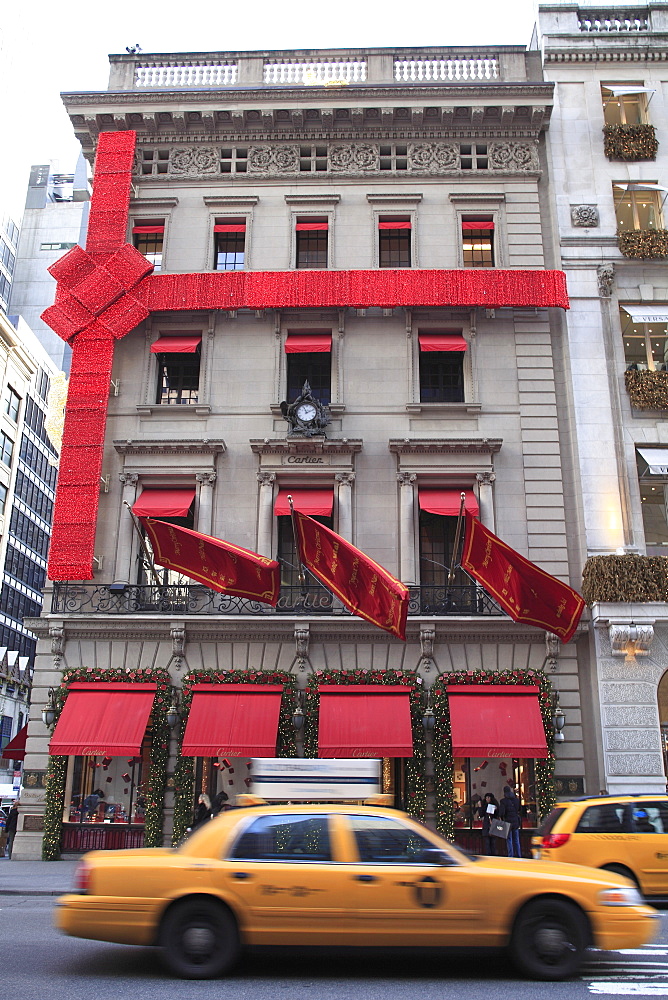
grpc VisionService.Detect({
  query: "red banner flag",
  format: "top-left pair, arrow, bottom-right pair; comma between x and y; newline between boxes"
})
292,511 -> 409,640
461,511 -> 584,643
141,518 -> 280,606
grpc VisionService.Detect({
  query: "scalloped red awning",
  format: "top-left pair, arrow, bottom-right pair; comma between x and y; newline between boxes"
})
131,488 -> 196,518
418,334 -> 467,352
284,333 -> 332,353
181,684 -> 284,757
419,489 -> 479,517
274,489 -> 333,517
318,686 -> 414,758
49,683 -> 157,756
447,684 -> 548,758
150,335 -> 202,353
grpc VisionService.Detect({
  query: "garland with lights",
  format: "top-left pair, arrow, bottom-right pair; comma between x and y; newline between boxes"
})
583,554 -> 668,604
618,229 -> 668,259
303,669 -> 426,821
624,369 -> 668,410
603,124 -> 658,161
430,669 -> 555,842
171,669 -> 297,845
41,667 -> 172,860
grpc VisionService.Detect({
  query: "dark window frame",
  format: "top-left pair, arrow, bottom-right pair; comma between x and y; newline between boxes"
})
286,351 -> 331,406
462,216 -> 495,268
156,351 -> 201,406
133,218 -> 164,272
378,217 -> 412,268
419,350 -> 465,403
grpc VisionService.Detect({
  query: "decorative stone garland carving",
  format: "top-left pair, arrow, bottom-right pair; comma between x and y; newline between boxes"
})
330,143 -> 379,171
408,143 -> 459,172
571,205 -> 599,228
248,145 -> 300,173
488,141 -> 539,171
170,147 -> 219,175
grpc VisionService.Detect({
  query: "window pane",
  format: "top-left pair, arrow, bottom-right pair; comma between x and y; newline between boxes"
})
350,815 -> 435,863
462,229 -> 494,267
296,232 -> 328,269
230,814 -> 331,861
615,189 -> 663,231
215,232 -> 245,271
286,353 -> 331,405
575,803 -> 628,833
134,233 -> 163,271
632,802 -> 668,833
157,357 -> 200,405
379,230 -> 411,268
419,351 -> 464,402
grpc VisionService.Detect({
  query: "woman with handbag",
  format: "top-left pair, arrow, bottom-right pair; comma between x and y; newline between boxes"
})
481,793 -> 499,855
499,784 -> 522,858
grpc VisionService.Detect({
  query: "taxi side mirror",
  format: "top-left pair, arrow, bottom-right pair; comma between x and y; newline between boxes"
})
416,847 -> 458,866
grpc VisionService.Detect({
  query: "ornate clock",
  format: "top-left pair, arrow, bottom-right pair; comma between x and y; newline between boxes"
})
280,381 -> 331,437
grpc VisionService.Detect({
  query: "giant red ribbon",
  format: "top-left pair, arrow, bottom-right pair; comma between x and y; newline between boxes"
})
43,130 -> 570,581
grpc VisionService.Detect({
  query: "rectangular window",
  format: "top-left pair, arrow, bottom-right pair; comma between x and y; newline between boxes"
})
139,504 -> 195,586
133,219 -> 164,272
621,307 -> 668,370
3,386 -> 20,422
214,218 -> 246,270
157,356 -> 200,405
418,334 -> 466,403
462,217 -> 495,267
277,515 -> 333,611
637,449 -> 668,555
286,354 -> 331,405
379,217 -> 411,268
419,511 -> 471,591
0,482 -> 7,515
0,432 -> 14,467
295,218 -> 328,269
602,84 -> 649,125
614,185 -> 663,231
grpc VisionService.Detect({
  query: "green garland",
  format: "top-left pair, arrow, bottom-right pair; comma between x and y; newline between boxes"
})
431,669 -> 556,842
583,553 -> 668,604
603,123 -> 658,161
624,369 -> 668,411
303,669 -> 426,821
171,669 -> 298,846
41,666 -> 172,859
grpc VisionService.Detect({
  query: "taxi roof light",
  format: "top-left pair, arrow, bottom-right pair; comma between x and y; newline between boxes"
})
542,833 -> 571,849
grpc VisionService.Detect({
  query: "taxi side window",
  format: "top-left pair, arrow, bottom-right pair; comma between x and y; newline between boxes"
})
350,815 -> 436,863
575,803 -> 629,833
632,802 -> 668,834
229,814 -> 331,862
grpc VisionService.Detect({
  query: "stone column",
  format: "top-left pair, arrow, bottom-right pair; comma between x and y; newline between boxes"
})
476,471 -> 496,532
397,473 -> 417,585
196,472 -> 217,536
335,472 -> 355,540
113,473 -> 139,584
256,473 -> 276,558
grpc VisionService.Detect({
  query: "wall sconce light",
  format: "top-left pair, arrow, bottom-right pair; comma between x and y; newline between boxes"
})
165,689 -> 182,729
292,693 -> 305,731
42,687 -> 58,728
422,691 -> 435,731
552,693 -> 566,743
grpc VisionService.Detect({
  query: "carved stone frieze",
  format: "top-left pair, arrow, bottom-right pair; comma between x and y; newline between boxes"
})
600,660 -> 658,681
601,681 -> 656,704
488,141 -> 539,171
408,143 -> 458,173
597,263 -> 615,298
606,753 -> 665,776
605,729 -> 662,751
571,205 -> 599,228
603,705 -> 658,728
248,145 -> 300,173
170,147 -> 219,175
609,622 -> 654,659
330,143 -> 379,172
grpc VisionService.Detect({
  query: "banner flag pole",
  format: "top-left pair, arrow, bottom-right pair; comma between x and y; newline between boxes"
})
123,501 -> 162,588
446,491 -> 467,592
287,494 -> 308,599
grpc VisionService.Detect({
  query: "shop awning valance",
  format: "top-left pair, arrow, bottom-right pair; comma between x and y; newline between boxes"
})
214,224 -> 246,233
318,685 -> 414,758
296,222 -> 329,231
0,724 -> 27,761
274,489 -> 334,517
622,306 -> 668,324
419,489 -> 480,517
49,683 -> 157,757
150,335 -> 202,353
131,487 -> 196,518
447,684 -> 548,758
418,334 -> 468,352
378,221 -> 411,229
461,221 -> 495,230
181,684 -> 284,757
132,225 -> 164,234
284,333 -> 332,353
637,447 -> 668,474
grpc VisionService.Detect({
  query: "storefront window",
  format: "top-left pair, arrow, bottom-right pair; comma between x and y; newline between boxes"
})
65,733 -> 151,826
452,757 -> 538,829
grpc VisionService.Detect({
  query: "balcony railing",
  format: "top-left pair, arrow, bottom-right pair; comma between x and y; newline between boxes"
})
578,9 -> 650,32
50,583 -> 504,617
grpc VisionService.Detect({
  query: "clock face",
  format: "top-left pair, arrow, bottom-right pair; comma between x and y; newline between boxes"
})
296,402 -> 317,422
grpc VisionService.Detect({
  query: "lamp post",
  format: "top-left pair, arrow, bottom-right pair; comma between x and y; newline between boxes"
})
41,688 -> 57,728
552,693 -> 566,743
165,688 -> 181,729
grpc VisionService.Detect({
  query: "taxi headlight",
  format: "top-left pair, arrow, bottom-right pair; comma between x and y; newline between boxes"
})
598,886 -> 643,907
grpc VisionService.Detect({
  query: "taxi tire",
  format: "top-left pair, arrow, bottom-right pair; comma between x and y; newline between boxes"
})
509,898 -> 588,981
600,864 -> 640,889
159,897 -> 240,979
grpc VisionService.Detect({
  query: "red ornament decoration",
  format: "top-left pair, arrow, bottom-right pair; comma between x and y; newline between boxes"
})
43,130 -> 571,581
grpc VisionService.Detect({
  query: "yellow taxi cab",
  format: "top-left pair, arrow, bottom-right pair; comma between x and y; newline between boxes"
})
532,794 -> 668,899
55,801 -> 658,981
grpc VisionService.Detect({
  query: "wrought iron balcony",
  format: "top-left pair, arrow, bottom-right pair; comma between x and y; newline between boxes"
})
50,582 -> 503,617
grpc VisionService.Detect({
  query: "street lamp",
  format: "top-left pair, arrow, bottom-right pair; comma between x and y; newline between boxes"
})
422,691 -> 435,731
292,693 -> 305,731
552,693 -> 566,743
41,688 -> 57,728
165,689 -> 181,729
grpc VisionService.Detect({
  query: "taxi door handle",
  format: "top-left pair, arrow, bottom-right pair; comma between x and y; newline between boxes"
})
233,871 -> 251,880
354,874 -> 378,882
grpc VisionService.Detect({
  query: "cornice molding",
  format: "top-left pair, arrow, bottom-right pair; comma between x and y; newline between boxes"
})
389,437 -> 503,455
114,438 -> 227,455
203,195 -> 260,206
250,437 -> 363,456
129,196 -> 179,208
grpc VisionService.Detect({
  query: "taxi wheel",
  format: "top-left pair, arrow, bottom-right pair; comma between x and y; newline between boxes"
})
601,864 -> 640,889
510,898 -> 588,981
159,897 -> 240,979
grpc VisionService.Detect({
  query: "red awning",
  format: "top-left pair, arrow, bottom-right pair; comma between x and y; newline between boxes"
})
378,221 -> 411,229
132,487 -> 196,518
447,684 -> 548,758
214,224 -> 246,233
418,334 -> 467,353
296,223 -> 329,231
49,683 -> 157,756
318,686 -> 414,758
150,335 -> 202,353
0,724 -> 27,761
274,489 -> 334,517
181,684 -> 283,757
284,333 -> 332,353
419,489 -> 480,517
132,225 -> 164,234
461,221 -> 495,230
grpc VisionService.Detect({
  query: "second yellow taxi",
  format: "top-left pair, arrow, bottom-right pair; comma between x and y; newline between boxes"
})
55,802 -> 658,981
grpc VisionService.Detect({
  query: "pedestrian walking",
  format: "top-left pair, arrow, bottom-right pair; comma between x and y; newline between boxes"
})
5,801 -> 19,859
192,793 -> 212,830
481,793 -> 499,855
499,785 -> 522,858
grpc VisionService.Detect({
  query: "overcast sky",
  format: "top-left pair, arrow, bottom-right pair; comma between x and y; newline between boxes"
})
1,0 -> 544,220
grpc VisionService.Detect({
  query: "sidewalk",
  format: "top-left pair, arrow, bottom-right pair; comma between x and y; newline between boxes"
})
0,858 -> 79,895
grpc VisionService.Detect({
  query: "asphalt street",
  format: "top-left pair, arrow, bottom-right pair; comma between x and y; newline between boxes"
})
1,894 -> 668,1000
